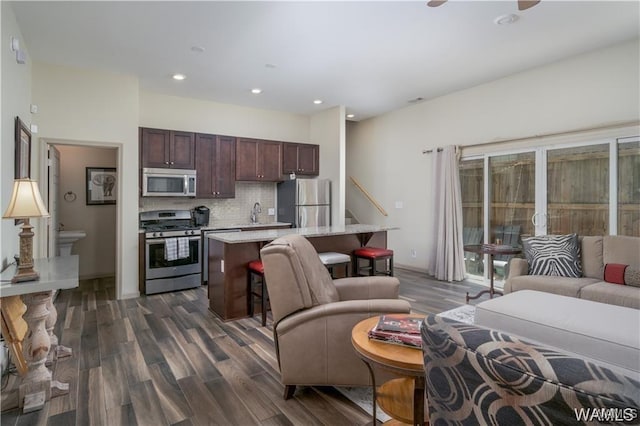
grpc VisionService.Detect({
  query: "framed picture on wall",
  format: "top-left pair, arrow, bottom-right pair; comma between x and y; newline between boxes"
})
15,117 -> 31,179
86,167 -> 117,205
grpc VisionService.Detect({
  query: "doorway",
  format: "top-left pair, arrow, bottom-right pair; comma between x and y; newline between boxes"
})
46,142 -> 118,288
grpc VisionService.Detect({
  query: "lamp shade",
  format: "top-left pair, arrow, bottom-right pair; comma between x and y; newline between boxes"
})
2,179 -> 50,219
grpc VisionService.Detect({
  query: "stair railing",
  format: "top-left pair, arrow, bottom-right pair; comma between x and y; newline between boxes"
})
349,176 -> 388,217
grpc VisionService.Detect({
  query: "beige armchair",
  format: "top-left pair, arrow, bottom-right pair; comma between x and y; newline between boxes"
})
260,234 -> 412,399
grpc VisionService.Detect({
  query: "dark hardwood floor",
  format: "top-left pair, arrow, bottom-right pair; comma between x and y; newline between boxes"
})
1,269 -> 489,426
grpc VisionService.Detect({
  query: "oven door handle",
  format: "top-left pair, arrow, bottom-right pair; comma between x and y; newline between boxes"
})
146,236 -> 201,246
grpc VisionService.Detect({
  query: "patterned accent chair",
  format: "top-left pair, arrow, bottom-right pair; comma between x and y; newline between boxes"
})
421,315 -> 640,425
260,234 -> 411,399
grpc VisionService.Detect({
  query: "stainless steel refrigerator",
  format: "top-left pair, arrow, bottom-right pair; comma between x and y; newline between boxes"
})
277,178 -> 331,227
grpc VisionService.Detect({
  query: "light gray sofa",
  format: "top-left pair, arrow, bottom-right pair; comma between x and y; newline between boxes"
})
505,235 -> 640,309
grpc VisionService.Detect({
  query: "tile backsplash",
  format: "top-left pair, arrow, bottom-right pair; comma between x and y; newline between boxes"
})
139,182 -> 277,227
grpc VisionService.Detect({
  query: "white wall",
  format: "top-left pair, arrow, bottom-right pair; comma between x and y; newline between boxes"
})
347,40 -> 640,271
1,3 -> 33,269
32,62 -> 140,298
311,106 -> 346,226
139,91 -> 310,143
56,145 -> 117,279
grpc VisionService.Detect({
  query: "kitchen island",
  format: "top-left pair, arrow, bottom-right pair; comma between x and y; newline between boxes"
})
206,224 -> 396,321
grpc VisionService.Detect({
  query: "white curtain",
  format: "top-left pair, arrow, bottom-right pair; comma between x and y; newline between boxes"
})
426,145 -> 466,282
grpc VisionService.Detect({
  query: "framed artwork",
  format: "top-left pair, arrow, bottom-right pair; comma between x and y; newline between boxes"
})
15,117 -> 31,179
86,167 -> 117,205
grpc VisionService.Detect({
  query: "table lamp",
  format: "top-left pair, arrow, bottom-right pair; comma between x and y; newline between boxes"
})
2,179 -> 50,283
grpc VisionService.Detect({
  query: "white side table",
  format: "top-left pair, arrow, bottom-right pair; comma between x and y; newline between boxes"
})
0,255 -> 79,413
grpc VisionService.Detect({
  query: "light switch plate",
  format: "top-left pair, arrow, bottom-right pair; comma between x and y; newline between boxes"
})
10,37 -> 19,52
30,124 -> 38,134
267,208 -> 275,216
395,201 -> 403,209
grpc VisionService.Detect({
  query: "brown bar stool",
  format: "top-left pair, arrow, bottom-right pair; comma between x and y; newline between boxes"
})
247,259 -> 269,326
318,252 -> 351,278
353,247 -> 394,277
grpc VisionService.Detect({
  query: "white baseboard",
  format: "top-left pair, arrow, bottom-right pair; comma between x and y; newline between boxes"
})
120,292 -> 141,300
395,263 -> 428,274
79,273 -> 115,281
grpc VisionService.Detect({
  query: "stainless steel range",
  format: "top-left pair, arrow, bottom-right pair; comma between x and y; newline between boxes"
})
140,210 -> 201,295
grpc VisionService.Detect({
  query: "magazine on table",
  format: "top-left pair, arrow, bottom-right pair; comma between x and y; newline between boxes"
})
367,315 -> 423,349
373,314 -> 423,334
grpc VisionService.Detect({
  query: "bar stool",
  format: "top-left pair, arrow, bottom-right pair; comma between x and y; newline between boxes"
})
353,247 -> 394,277
247,260 -> 269,326
318,252 -> 351,279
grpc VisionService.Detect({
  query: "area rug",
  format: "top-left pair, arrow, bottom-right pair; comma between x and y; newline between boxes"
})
337,386 -> 391,422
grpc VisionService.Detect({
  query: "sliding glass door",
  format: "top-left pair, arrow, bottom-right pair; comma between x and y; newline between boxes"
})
460,159 -> 484,276
488,152 -> 535,281
489,152 -> 535,241
618,138 -> 640,236
546,144 -> 610,236
460,136 -> 639,284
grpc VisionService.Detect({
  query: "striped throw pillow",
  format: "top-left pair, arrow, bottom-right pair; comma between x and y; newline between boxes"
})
522,234 -> 582,277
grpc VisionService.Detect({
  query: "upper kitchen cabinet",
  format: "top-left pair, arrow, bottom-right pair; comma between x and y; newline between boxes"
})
282,143 -> 319,176
140,127 -> 196,169
236,138 -> 283,181
195,134 -> 236,198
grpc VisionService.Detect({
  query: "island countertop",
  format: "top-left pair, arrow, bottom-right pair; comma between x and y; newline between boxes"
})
206,224 -> 393,321
206,224 -> 398,244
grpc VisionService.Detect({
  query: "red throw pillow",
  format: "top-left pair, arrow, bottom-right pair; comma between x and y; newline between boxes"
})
604,263 -> 628,285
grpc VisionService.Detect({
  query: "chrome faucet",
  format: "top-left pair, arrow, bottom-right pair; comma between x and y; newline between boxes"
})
250,202 -> 262,224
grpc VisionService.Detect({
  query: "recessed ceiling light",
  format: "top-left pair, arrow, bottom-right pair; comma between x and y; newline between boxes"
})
494,13 -> 519,25
191,46 -> 205,53
251,88 -> 262,94
346,114 -> 355,119
313,99 -> 323,105
172,73 -> 186,81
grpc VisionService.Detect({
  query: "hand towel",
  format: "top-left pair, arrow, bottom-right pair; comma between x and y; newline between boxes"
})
164,238 -> 178,261
177,237 -> 190,259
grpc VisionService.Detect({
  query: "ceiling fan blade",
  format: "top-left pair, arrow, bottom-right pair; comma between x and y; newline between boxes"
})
518,0 -> 541,11
427,0 -> 448,7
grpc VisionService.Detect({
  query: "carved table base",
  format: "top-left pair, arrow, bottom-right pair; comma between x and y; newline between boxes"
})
45,290 -> 72,366
0,255 -> 79,413
14,291 -> 70,413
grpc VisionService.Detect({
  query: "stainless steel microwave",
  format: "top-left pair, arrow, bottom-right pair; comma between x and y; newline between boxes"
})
142,168 -> 196,197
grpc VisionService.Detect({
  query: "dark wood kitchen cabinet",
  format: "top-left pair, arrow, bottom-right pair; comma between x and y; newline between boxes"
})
235,138 -> 282,181
140,127 -> 195,169
282,142 -> 319,176
195,134 -> 236,198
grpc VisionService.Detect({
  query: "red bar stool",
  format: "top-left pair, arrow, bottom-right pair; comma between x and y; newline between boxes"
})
247,259 -> 269,326
353,247 -> 394,277
318,252 -> 351,278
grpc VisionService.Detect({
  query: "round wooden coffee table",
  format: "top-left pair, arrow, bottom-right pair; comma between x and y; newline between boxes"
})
351,315 -> 427,425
